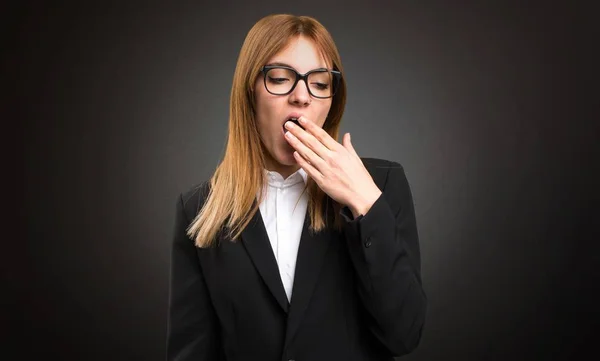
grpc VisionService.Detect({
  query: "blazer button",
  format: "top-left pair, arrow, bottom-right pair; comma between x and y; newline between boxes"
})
364,238 -> 372,248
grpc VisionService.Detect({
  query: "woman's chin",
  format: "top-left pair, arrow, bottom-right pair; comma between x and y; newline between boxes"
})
278,144 -> 297,164
278,152 -> 297,166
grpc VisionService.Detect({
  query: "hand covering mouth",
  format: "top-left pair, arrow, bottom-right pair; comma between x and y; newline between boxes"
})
283,117 -> 304,133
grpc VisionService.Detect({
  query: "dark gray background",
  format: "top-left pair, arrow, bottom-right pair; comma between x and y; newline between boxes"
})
13,1 -> 597,360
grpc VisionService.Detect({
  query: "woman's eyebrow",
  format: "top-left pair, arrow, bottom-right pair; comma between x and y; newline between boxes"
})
266,61 -> 294,67
265,62 -> 328,71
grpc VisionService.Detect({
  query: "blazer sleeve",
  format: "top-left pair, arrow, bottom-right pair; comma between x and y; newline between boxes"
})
166,193 -> 222,361
340,162 -> 427,357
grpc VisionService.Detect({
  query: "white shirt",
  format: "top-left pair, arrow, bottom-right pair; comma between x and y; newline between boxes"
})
257,168 -> 309,303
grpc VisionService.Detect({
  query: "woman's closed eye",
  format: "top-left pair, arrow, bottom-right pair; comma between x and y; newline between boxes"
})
268,76 -> 290,84
311,82 -> 329,90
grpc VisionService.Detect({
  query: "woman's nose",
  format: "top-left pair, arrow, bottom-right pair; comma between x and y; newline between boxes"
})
288,79 -> 311,106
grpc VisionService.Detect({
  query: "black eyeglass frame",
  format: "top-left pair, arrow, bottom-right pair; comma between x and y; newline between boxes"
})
260,65 -> 342,99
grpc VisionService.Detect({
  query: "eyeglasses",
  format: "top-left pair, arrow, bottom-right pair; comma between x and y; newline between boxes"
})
260,65 -> 342,99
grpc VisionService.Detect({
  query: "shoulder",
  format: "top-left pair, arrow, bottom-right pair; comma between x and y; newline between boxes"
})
178,180 -> 211,221
360,157 -> 415,208
360,157 -> 406,186
360,157 -> 403,171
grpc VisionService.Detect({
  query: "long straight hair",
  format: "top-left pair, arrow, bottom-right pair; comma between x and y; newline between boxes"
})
187,14 -> 347,248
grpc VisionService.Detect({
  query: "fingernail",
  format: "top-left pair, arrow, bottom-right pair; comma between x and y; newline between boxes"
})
285,121 -> 294,129
298,116 -> 307,124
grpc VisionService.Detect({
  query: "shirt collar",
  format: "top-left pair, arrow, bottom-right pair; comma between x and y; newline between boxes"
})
263,167 -> 308,188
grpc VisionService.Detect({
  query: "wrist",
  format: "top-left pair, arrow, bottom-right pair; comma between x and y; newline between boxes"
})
349,188 -> 382,219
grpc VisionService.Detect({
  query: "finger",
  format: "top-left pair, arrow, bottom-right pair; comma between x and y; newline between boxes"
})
285,130 -> 327,172
285,120 -> 331,162
293,151 -> 324,182
342,132 -> 360,158
297,116 -> 340,151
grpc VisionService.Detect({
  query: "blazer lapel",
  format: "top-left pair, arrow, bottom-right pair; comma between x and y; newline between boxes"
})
283,206 -> 335,349
240,195 -> 336,345
241,202 -> 290,314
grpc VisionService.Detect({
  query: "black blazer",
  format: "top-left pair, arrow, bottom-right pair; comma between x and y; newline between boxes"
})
167,157 -> 427,361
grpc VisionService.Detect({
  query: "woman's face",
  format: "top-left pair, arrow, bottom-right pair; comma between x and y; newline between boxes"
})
253,35 -> 333,179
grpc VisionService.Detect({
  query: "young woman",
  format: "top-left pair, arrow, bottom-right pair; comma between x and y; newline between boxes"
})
167,13 -> 427,361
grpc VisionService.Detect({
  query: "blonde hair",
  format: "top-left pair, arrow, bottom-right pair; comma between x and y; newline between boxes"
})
187,14 -> 347,248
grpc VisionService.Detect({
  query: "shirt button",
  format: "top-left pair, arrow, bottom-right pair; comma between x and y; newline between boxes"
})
364,238 -> 372,248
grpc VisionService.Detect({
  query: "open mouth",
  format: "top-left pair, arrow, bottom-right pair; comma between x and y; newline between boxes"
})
283,117 -> 304,133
